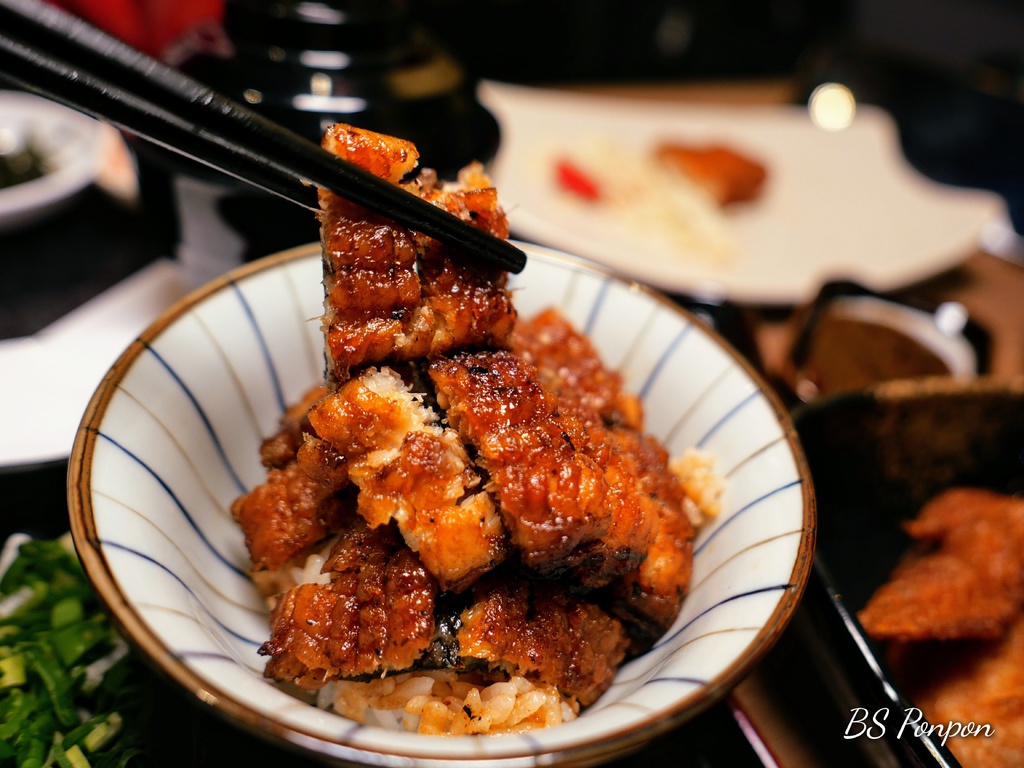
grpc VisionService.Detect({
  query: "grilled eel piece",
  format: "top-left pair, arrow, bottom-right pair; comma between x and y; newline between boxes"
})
513,309 -> 695,649
513,307 -> 642,432
231,460 -> 348,573
303,366 -> 510,593
260,519 -> 628,707
240,123 -> 697,706
319,125 -> 515,386
429,349 -> 656,590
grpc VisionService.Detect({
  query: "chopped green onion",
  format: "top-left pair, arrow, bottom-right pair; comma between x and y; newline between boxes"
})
0,653 -> 25,688
78,639 -> 128,696
25,644 -> 78,728
0,584 -> 40,618
53,741 -> 94,768
51,597 -> 84,629
109,746 -> 147,768
17,735 -> 46,768
0,536 -> 151,766
83,712 -> 122,752
52,616 -> 108,667
0,688 -> 34,739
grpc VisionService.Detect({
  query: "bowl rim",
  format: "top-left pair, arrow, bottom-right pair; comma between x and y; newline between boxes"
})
0,89 -> 104,231
68,241 -> 816,766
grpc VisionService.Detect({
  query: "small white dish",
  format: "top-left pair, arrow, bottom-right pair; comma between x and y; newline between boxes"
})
69,242 -> 814,766
0,259 -> 185,469
479,81 -> 1007,305
0,90 -> 105,233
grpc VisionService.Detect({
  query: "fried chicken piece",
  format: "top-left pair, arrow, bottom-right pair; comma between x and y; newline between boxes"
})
319,126 -> 515,385
457,571 -> 630,707
307,366 -> 510,592
859,488 -> 1024,641
259,385 -> 328,469
513,307 -> 642,431
654,142 -> 767,206
231,461 -> 348,572
902,487 -> 1024,542
261,519 -> 437,687
887,614 -> 1024,768
430,349 -> 654,588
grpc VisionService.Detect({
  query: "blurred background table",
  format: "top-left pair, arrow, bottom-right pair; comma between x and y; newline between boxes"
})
562,77 -> 1024,768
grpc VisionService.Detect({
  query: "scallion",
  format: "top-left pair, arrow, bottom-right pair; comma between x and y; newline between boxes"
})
0,537 -> 151,766
0,653 -> 26,688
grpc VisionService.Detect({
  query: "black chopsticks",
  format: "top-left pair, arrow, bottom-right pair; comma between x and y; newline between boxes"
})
0,0 -> 527,274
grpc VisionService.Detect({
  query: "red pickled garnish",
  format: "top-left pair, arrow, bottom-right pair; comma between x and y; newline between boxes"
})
555,159 -> 601,202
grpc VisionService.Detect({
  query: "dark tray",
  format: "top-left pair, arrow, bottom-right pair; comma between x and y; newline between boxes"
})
794,377 -> 1024,767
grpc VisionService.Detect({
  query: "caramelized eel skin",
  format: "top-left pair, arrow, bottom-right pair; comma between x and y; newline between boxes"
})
262,518 -> 437,686
319,125 -> 515,386
513,309 -> 695,648
259,517 -> 630,705
230,461 -> 347,572
513,308 -> 642,431
604,428 -> 695,650
430,349 -> 654,587
305,367 -> 511,593
258,385 -> 328,469
458,570 -> 630,707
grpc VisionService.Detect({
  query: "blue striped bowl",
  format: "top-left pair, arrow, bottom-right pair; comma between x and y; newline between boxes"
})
68,242 -> 814,766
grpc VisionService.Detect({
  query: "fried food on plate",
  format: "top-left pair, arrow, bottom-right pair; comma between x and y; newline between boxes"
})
858,488 -> 1024,642
654,142 -> 767,206
861,487 -> 1024,767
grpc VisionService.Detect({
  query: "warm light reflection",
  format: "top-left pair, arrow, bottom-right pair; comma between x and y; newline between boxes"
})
808,83 -> 856,131
310,73 -> 333,97
293,94 -> 368,114
299,50 -> 352,69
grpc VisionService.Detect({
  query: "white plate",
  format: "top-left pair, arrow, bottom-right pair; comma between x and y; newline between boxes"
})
0,90 -> 105,233
0,259 -> 186,468
479,81 -> 1007,305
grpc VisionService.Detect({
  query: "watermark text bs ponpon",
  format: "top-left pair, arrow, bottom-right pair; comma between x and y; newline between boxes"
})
845,707 -> 992,748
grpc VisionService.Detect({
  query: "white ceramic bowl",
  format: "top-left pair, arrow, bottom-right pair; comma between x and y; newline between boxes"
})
69,242 -> 814,766
0,90 -> 105,233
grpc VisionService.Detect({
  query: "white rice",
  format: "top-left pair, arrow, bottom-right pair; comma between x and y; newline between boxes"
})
318,670 -> 577,735
251,535 -> 338,605
671,447 -> 725,525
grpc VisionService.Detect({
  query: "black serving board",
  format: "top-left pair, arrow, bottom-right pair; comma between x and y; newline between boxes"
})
795,377 -> 1024,768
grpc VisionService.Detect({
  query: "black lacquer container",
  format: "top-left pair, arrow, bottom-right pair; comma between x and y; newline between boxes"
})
795,377 -> 1024,767
134,0 -> 500,285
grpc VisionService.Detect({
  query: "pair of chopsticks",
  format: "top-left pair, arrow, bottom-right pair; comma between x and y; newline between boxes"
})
0,0 -> 526,273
